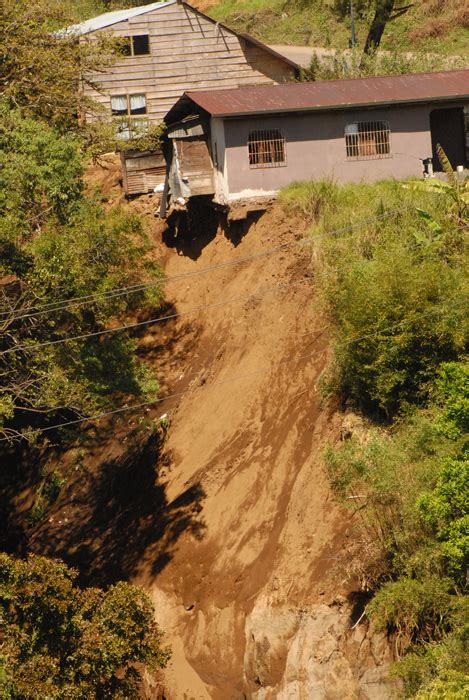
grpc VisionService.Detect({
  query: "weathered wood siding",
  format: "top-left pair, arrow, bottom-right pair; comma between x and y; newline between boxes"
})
82,2 -> 294,123
120,150 -> 166,195
174,138 -> 215,195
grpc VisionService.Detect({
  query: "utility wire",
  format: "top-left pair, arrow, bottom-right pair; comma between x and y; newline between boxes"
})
1,279 -> 310,356
1,305 -> 456,442
0,206 -> 412,321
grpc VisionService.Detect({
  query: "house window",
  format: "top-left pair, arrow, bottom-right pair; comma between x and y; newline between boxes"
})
111,94 -> 147,139
345,121 -> 391,160
248,129 -> 286,168
122,35 -> 150,56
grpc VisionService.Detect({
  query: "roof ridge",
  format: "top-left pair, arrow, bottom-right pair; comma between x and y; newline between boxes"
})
185,67 -> 469,95
64,1 -> 175,36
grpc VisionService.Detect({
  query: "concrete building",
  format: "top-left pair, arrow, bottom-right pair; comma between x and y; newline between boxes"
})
163,70 -> 469,207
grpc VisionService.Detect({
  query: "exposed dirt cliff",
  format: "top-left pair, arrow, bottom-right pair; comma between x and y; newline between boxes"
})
17,160 -> 400,698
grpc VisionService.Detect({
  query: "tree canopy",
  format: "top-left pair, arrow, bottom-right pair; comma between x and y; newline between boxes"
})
0,553 -> 171,698
0,106 -> 164,443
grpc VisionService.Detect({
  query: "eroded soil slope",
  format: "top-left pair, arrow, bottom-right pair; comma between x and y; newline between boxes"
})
23,162 -> 398,698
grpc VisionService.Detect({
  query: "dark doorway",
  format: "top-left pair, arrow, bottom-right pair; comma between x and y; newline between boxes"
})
430,108 -> 466,170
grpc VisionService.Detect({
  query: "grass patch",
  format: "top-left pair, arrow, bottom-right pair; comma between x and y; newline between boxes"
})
207,0 -> 469,56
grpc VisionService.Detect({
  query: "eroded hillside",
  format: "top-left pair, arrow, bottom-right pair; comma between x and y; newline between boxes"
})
8,159 -> 400,698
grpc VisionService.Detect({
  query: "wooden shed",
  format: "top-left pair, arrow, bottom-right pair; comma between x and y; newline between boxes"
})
119,150 -> 167,195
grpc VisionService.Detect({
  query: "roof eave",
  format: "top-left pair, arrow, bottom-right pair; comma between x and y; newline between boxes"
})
237,33 -> 301,71
204,93 -> 469,119
64,0 -> 176,37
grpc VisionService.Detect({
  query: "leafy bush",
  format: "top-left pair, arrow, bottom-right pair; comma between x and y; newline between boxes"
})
280,179 -> 468,416
0,553 -> 171,698
417,456 -> 469,580
366,577 -> 455,648
325,358 -> 468,696
436,362 -> 469,439
391,602 -> 469,698
0,104 -> 164,442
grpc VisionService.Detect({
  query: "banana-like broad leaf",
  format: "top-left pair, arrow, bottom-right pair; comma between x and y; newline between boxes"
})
436,144 -> 458,189
412,228 -> 432,245
415,208 -> 443,236
402,180 -> 451,194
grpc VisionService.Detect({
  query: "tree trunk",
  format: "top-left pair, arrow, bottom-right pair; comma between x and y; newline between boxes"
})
363,0 -> 396,54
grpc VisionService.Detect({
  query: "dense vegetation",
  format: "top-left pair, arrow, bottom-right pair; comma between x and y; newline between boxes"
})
1,2 -> 170,694
280,175 -> 468,696
0,107 -> 163,443
0,0 -> 165,444
0,554 -> 170,697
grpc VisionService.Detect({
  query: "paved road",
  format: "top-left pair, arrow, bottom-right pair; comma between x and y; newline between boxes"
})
269,45 -> 335,67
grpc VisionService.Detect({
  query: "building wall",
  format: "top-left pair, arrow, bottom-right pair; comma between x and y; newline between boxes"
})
220,101 -> 466,201
82,1 -> 294,124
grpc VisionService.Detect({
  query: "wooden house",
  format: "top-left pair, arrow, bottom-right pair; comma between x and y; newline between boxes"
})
67,0 -> 298,195
163,69 -> 469,208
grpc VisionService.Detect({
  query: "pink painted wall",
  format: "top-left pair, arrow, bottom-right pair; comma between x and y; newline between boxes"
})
221,101 -> 466,198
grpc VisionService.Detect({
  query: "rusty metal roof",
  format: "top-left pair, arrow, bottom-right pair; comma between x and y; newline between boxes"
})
174,70 -> 469,118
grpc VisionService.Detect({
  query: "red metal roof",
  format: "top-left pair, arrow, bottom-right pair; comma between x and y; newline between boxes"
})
181,70 -> 469,117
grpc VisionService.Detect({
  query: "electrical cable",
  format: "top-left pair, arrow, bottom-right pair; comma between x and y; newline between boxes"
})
0,206 -> 412,321
1,304 -> 456,442
1,279 -> 310,356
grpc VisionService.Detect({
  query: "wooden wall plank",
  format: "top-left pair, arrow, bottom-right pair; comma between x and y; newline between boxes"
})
85,0 -> 295,129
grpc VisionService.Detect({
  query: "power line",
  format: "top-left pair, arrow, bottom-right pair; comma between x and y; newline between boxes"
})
1,305 -> 454,442
0,206 -> 412,321
1,279 -> 310,356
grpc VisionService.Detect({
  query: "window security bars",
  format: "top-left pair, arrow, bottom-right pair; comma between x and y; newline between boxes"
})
345,121 -> 391,160
248,129 -> 286,168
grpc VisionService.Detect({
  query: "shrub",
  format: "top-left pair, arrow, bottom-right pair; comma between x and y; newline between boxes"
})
367,577 -> 455,648
281,179 -> 468,416
0,553 -> 171,698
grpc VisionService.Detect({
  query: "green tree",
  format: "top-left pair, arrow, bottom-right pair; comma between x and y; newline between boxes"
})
0,0 -> 119,132
0,105 -> 163,443
0,553 -> 171,698
363,0 -> 413,54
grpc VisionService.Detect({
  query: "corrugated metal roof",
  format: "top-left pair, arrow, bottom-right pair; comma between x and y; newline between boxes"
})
179,70 -> 469,117
64,1 -> 175,36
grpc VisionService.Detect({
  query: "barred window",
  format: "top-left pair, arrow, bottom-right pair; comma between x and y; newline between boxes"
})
345,121 -> 391,160
248,129 -> 286,168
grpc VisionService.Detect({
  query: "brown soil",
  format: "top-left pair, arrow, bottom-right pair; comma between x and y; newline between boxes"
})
8,158 -> 378,697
